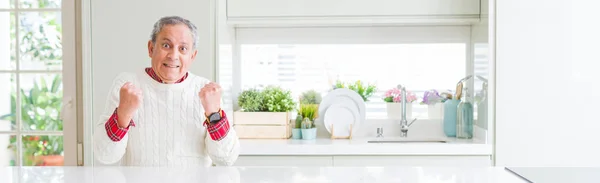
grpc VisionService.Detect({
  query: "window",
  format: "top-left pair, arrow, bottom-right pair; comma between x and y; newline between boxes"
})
220,26 -> 479,119
473,43 -> 489,92
0,0 -> 74,167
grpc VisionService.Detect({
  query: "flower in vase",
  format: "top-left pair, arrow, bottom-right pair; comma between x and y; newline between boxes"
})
383,88 -> 417,103
421,89 -> 446,105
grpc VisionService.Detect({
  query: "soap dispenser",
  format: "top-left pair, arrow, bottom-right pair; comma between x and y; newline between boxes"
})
456,85 -> 474,139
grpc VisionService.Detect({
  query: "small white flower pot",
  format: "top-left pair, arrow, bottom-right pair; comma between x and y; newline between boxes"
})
427,103 -> 444,119
386,103 -> 412,120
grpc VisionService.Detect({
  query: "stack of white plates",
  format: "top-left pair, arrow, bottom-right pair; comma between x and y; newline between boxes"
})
317,88 -> 366,137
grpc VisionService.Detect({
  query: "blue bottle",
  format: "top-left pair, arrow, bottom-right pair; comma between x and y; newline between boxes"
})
456,87 -> 474,139
443,99 -> 460,137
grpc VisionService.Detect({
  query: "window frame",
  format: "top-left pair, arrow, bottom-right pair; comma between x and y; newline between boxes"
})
219,25 -> 476,121
0,0 -> 78,166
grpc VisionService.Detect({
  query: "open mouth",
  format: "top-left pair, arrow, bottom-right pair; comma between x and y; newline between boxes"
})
162,63 -> 180,68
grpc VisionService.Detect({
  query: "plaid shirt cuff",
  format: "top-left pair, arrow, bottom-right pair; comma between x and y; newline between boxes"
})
105,108 -> 136,142
204,110 -> 230,141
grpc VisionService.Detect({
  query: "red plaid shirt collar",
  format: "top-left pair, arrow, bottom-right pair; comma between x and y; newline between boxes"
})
145,67 -> 189,83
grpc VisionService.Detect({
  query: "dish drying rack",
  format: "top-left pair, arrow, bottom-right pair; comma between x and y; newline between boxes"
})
330,124 -> 353,139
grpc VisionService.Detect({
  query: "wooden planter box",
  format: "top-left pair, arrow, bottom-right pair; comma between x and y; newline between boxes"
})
233,111 -> 292,139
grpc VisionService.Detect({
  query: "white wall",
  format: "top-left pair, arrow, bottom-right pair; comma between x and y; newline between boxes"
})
89,0 -> 216,164
495,0 -> 600,166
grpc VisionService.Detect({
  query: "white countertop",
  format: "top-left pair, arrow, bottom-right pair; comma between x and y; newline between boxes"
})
239,137 -> 492,156
1,166 -> 527,183
506,167 -> 600,183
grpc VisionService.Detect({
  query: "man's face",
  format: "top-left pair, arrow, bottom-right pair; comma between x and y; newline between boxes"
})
148,24 -> 197,83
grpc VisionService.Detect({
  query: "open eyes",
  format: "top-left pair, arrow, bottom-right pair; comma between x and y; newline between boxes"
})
161,43 -> 188,52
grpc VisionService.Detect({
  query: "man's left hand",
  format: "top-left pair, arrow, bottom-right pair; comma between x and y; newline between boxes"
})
199,82 -> 222,116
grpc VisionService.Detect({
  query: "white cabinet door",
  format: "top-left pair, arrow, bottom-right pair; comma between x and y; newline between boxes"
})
234,156 -> 333,166
233,155 -> 491,166
333,156 -> 491,166
495,0 -> 600,167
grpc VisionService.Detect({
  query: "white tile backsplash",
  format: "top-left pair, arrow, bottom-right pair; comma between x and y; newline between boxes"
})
312,118 -> 475,139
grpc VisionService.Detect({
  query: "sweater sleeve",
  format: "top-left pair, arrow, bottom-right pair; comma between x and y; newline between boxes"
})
93,73 -> 131,165
204,100 -> 241,166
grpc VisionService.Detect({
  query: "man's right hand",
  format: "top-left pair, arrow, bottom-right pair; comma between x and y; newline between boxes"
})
117,82 -> 143,128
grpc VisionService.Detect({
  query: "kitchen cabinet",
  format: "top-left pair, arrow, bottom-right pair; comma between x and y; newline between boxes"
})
227,0 -> 480,18
332,156 -> 491,166
234,156 -> 333,166
225,0 -> 481,25
233,155 -> 491,166
495,0 -> 600,166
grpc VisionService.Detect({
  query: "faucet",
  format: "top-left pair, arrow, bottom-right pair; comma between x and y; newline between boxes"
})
376,127 -> 384,138
397,84 -> 418,137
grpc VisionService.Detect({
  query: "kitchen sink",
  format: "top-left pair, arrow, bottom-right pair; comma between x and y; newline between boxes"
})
367,138 -> 448,143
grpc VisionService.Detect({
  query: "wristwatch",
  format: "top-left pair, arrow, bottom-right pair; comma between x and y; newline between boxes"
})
206,109 -> 222,124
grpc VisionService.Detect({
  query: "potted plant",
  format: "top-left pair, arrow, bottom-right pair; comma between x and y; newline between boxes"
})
299,104 -> 318,140
293,113 -> 303,139
292,90 -> 322,139
420,89 -> 451,119
237,88 -> 264,112
333,80 -> 377,102
383,87 -> 417,119
262,85 -> 297,113
234,85 -> 297,139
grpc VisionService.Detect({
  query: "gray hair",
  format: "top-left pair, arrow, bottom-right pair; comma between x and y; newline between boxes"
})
150,16 -> 198,49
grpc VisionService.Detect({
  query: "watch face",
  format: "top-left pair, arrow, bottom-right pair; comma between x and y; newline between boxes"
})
209,112 -> 221,123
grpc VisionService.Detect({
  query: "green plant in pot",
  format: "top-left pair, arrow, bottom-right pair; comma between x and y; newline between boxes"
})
234,86 -> 297,139
261,85 -> 296,112
299,104 -> 318,140
292,113 -> 304,139
292,90 -> 322,139
238,88 -> 264,112
237,86 -> 296,113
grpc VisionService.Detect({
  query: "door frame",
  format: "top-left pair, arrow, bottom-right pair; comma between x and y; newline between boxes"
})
0,0 -> 78,166
78,0 -> 93,166
62,0 -> 79,166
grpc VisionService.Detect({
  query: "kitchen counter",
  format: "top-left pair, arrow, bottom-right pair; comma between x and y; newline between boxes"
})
1,166 -> 527,183
239,137 -> 492,156
506,167 -> 600,183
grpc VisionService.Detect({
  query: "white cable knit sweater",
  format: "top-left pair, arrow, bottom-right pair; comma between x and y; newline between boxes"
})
93,70 -> 240,167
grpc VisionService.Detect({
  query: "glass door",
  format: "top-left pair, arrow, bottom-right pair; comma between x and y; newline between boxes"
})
0,0 -> 77,166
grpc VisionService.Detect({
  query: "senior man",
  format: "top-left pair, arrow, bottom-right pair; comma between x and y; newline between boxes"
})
94,16 -> 240,167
